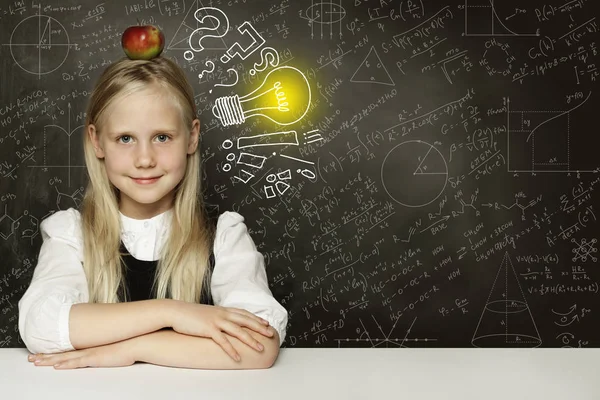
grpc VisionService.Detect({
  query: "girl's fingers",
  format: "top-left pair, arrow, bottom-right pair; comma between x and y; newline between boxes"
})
30,352 -> 81,367
33,354 -> 61,366
236,314 -> 274,337
226,312 -> 272,337
221,321 -> 265,352
225,309 -> 273,337
212,333 -> 240,362
226,307 -> 270,325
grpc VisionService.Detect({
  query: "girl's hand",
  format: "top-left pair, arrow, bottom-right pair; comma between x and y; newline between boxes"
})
168,301 -> 273,361
28,340 -> 136,370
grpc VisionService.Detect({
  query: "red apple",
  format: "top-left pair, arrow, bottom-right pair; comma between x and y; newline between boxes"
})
121,24 -> 165,60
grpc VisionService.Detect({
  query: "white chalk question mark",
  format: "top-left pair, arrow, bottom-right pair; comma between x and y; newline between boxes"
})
198,60 -> 215,79
210,68 -> 239,93
250,47 -> 280,75
184,7 -> 230,61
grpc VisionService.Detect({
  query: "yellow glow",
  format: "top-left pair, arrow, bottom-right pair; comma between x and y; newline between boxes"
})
240,66 -> 311,125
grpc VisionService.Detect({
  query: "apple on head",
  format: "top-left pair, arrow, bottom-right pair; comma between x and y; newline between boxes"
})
121,24 -> 165,60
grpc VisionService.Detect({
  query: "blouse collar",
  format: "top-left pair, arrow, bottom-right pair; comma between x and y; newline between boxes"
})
119,208 -> 173,233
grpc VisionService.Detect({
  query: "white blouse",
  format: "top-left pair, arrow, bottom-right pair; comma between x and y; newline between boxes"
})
18,208 -> 288,354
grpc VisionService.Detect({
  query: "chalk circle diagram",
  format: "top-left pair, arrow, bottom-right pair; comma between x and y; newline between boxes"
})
381,140 -> 448,208
8,14 -> 71,76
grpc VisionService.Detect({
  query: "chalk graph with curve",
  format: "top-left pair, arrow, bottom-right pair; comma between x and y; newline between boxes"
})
463,0 -> 539,37
507,92 -> 599,174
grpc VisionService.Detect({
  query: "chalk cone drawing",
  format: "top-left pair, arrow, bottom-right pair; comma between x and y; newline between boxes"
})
472,251 -> 542,347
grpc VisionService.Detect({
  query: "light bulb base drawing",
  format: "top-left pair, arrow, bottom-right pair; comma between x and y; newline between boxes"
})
212,95 -> 245,126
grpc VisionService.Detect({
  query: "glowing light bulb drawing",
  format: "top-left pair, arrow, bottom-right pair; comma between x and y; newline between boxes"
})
212,66 -> 311,127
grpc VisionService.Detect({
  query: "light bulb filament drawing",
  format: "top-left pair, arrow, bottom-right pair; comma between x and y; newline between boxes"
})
245,81 -> 288,112
212,66 -> 312,127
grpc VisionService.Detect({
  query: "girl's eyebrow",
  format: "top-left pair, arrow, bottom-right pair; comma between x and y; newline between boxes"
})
110,129 -> 179,137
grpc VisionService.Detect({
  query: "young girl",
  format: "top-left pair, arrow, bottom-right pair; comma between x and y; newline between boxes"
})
18,56 -> 288,370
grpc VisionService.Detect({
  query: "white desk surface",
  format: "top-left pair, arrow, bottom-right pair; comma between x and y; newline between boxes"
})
1,348 -> 598,399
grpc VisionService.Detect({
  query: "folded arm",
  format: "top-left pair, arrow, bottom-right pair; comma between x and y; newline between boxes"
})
127,326 -> 281,369
68,299 -> 173,349
19,231 -> 174,353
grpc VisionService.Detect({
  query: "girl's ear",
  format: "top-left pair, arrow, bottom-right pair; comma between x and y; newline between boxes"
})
88,124 -> 106,159
187,119 -> 200,154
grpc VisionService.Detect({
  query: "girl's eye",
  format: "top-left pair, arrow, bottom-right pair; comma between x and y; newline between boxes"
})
117,134 -> 171,144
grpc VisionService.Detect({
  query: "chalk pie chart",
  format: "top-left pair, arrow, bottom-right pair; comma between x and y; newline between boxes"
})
381,140 -> 448,208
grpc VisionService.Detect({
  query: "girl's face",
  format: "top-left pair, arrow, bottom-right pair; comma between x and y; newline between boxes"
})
88,85 -> 199,220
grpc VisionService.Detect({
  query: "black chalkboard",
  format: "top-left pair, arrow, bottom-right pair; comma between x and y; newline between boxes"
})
1,0 -> 599,349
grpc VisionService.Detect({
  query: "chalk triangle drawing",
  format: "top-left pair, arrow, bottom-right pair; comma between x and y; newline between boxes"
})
414,145 -> 446,175
167,0 -> 229,51
40,17 -> 52,44
350,45 -> 395,86
471,251 -> 542,348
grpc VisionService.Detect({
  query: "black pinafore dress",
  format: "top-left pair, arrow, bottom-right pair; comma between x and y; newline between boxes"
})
118,240 -> 215,304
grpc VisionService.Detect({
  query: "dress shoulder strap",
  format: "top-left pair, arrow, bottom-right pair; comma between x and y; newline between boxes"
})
209,252 -> 215,270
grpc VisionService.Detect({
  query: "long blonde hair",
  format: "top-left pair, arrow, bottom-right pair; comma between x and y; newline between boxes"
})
81,56 -> 214,304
